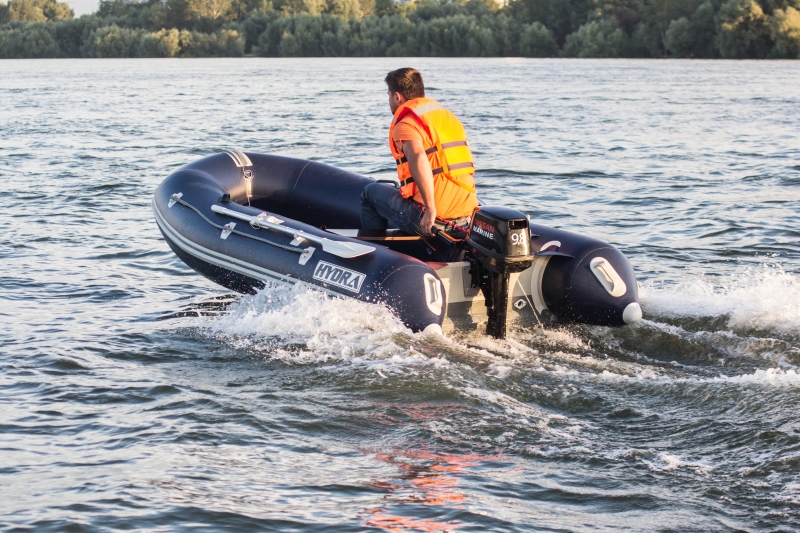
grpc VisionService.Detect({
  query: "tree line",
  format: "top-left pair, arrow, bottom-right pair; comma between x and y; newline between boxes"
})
1,0 -> 798,58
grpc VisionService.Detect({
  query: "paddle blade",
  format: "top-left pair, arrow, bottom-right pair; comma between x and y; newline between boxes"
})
319,238 -> 375,258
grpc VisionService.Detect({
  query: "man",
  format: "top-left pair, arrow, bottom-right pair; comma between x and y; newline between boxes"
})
360,68 -> 478,237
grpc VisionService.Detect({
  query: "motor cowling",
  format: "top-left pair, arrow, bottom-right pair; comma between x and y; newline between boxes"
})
465,207 -> 534,338
466,207 -> 532,271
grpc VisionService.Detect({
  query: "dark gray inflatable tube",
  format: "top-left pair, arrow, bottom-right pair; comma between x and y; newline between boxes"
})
153,154 -> 445,334
530,224 -> 641,327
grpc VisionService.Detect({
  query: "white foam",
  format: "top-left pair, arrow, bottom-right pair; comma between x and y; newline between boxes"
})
533,360 -> 800,390
709,368 -> 800,387
487,363 -> 514,379
588,366 -> 800,388
644,452 -> 714,474
594,368 -> 662,382
774,482 -> 800,505
640,264 -> 800,333
199,280 -> 800,394
513,327 -> 591,351
202,282 -> 412,364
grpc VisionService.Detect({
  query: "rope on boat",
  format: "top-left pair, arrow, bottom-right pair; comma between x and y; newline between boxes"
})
171,196 -> 307,254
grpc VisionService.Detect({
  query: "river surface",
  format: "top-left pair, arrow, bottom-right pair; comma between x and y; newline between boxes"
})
1,58 -> 799,532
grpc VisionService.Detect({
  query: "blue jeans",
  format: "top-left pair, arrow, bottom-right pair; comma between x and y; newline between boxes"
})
360,182 -> 426,235
360,182 -> 468,262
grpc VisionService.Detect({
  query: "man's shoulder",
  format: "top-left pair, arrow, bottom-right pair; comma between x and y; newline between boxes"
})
392,118 -> 425,142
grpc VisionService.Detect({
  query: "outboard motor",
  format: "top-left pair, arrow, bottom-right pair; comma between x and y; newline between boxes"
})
465,207 -> 535,339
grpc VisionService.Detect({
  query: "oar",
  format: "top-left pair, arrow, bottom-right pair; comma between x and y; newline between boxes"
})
211,205 -> 375,259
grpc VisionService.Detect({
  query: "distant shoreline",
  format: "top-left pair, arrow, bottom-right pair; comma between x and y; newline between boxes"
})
2,0 -> 799,60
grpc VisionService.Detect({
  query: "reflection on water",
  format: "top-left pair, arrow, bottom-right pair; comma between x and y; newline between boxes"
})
366,451 -> 487,532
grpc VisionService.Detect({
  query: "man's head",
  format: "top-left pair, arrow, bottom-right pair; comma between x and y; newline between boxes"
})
385,68 -> 425,114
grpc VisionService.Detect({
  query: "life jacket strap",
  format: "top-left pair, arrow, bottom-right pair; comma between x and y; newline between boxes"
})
433,163 -> 477,194
432,162 -> 475,176
399,162 -> 476,194
394,140 -> 469,166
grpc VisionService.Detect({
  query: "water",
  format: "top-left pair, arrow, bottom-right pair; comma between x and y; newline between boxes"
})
1,58 -> 799,532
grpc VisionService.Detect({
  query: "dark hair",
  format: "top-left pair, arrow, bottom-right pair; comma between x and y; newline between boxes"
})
385,68 -> 425,100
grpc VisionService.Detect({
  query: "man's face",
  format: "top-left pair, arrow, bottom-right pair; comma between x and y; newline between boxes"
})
388,90 -> 405,114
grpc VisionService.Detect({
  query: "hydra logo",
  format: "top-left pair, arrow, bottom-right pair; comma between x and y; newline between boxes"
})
312,261 -> 366,293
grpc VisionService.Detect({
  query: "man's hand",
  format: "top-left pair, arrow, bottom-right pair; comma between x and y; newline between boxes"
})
419,209 -> 437,236
402,139 -> 436,236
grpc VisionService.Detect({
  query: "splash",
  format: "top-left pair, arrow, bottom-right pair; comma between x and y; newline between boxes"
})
640,264 -> 800,334
644,452 -> 714,475
583,366 -> 800,389
709,367 -> 800,387
201,282 -> 413,364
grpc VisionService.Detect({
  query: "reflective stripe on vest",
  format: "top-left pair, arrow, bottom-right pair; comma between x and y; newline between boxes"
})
400,162 -> 475,186
391,101 -> 444,124
395,140 -> 469,165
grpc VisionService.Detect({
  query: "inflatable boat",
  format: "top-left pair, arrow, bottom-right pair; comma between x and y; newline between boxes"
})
152,150 -> 642,337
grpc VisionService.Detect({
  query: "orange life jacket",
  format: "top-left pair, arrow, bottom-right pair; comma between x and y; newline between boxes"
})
389,98 -> 477,219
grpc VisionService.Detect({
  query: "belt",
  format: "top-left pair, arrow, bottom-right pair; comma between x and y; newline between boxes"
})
434,216 -> 471,230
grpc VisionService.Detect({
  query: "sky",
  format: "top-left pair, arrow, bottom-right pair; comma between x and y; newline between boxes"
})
66,0 -> 98,16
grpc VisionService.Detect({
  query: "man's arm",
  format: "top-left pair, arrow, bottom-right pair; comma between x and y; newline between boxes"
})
402,139 -> 436,236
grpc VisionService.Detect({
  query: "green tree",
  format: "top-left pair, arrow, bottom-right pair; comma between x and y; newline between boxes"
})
183,27 -> 245,55
544,0 -> 594,45
519,20 -> 557,55
0,21 -> 60,57
665,15 -> 692,54
1,0 -> 72,23
358,0 -> 374,17
273,0 -> 325,15
53,16 -> 105,56
240,7 -> 275,51
600,0 -> 643,34
5,0 -> 47,21
627,21 -> 662,56
230,0 -> 272,20
770,6 -> 800,57
716,0 -> 771,57
96,0 -> 126,17
189,0 -> 234,19
82,24 -> 145,57
326,0 -> 360,18
563,17 -> 628,57
96,0 -> 172,31
373,0 -> 395,15
167,0 -> 235,30
254,13 -> 337,55
664,2 -> 718,58
688,1 -> 717,56
505,0 -> 553,25
138,27 -> 181,55
3,0 -> 799,59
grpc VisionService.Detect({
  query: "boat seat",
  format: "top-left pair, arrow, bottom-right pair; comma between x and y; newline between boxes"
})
325,229 -> 423,241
